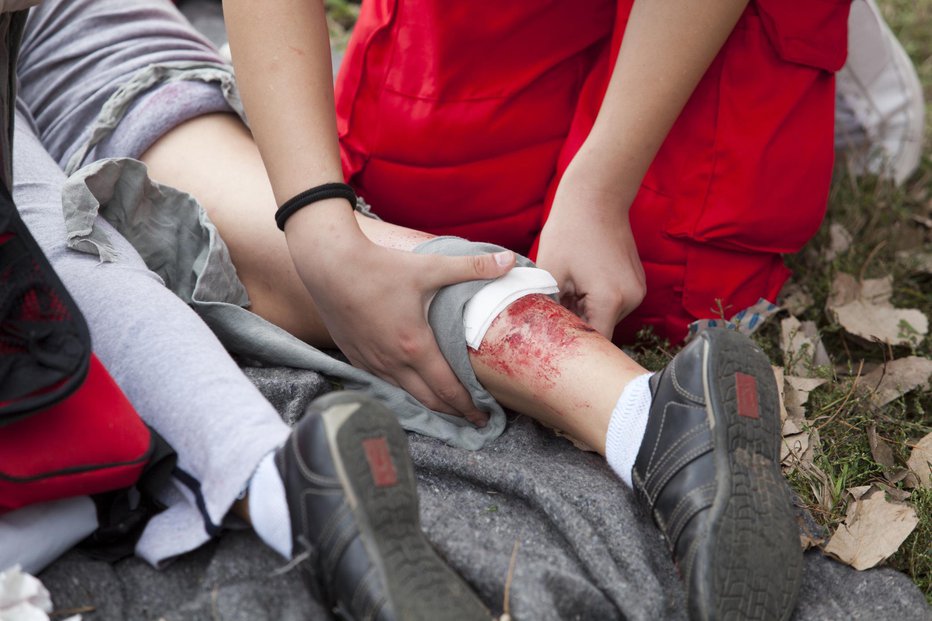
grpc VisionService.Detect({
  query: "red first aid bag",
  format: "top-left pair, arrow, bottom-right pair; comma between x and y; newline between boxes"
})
0,184 -> 153,514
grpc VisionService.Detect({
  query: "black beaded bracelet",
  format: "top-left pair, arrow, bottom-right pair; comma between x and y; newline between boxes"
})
275,182 -> 357,231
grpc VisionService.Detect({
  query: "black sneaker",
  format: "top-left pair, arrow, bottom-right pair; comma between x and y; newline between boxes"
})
632,329 -> 802,621
275,391 -> 490,621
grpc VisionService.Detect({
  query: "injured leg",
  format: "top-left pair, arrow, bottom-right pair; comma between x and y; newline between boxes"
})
142,110 -> 800,620
465,288 -> 801,620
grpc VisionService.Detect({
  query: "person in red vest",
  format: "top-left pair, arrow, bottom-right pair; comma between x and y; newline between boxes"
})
14,1 -> 836,617
331,0 -> 850,345
209,0 -> 851,421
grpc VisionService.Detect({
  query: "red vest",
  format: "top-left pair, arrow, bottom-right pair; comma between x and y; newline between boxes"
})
336,0 -> 850,340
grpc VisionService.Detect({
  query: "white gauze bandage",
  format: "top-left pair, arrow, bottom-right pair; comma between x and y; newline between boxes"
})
462,267 -> 560,349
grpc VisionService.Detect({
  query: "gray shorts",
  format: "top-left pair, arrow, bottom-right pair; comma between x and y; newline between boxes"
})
18,0 -> 235,173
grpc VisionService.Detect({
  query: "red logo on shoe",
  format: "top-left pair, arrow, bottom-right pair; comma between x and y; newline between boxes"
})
735,372 -> 760,419
362,437 -> 398,487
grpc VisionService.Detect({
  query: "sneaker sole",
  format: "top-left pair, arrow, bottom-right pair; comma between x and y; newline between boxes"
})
318,393 -> 490,621
696,330 -> 802,621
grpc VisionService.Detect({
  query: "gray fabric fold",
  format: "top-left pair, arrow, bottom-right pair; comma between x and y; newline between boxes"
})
60,158 -> 515,450
413,236 -> 540,432
63,61 -> 242,176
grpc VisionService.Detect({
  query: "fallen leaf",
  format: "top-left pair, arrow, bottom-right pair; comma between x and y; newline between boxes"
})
823,223 -> 853,261
875,482 -> 912,503
848,485 -> 873,502
827,272 -> 861,307
833,302 -> 928,345
781,432 -> 811,470
784,375 -> 828,421
781,317 -> 831,377
823,487 -> 919,570
859,276 -> 893,305
827,273 -> 929,346
896,250 -> 932,275
867,425 -> 896,472
783,419 -> 802,435
906,432 -> 932,488
903,471 -> 922,490
861,356 -> 932,407
886,469 -> 912,485
773,366 -> 788,423
781,428 -> 819,474
800,321 -> 832,368
779,282 -> 814,317
800,532 -> 823,550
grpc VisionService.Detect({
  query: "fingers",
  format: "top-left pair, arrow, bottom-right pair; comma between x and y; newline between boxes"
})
423,250 -> 515,288
586,288 -> 644,338
393,357 -> 490,427
586,311 -> 616,340
346,330 -> 490,427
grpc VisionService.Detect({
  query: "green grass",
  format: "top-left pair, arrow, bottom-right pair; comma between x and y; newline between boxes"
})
769,1 -> 932,601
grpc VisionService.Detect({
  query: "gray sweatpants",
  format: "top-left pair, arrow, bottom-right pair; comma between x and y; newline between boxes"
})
10,103 -> 290,567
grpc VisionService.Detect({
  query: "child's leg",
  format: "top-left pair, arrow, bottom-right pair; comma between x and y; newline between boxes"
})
11,106 -> 290,566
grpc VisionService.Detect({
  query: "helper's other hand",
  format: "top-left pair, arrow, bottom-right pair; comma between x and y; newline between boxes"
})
288,215 -> 515,426
535,186 -> 646,339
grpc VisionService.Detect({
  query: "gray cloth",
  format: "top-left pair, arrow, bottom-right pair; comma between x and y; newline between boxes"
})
38,366 -> 932,621
17,0 -> 231,173
59,157 -> 520,450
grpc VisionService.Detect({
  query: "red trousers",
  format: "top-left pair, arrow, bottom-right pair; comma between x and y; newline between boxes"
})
336,0 -> 850,343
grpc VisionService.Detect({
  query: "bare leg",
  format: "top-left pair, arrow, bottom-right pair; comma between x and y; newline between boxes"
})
140,112 -> 433,345
140,112 -> 648,451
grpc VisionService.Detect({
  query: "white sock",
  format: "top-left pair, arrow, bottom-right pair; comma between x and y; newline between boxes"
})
247,450 -> 292,559
604,373 -> 654,488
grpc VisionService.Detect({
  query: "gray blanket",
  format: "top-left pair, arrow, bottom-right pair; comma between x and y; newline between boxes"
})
40,365 -> 930,620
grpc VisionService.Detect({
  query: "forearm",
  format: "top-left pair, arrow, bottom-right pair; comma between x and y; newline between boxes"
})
569,0 -> 750,204
223,0 -> 361,253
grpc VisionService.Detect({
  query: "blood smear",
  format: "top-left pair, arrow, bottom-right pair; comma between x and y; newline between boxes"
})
471,294 -> 595,390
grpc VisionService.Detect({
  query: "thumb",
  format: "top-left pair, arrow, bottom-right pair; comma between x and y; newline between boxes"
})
426,250 -> 515,287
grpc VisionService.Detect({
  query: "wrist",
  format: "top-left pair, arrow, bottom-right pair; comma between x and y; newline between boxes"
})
555,159 -> 637,218
276,182 -> 356,230
284,198 -> 368,259
561,137 -> 648,205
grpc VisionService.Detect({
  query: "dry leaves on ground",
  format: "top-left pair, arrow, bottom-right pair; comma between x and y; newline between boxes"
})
780,316 -> 831,377
823,223 -> 853,262
907,432 -> 932,488
774,366 -> 825,474
779,283 -> 814,317
826,273 -> 928,346
861,356 -> 932,407
896,250 -> 932,275
823,485 -> 919,571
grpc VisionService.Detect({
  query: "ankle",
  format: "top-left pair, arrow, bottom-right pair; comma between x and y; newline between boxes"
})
604,373 -> 653,488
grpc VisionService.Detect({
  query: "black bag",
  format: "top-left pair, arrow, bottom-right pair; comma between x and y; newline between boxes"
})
0,183 -> 90,424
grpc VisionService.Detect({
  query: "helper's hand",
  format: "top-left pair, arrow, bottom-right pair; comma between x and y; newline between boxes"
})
288,212 -> 515,426
535,184 -> 646,338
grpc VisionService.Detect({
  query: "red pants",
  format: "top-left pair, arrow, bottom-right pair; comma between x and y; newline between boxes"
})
336,0 -> 850,343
